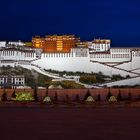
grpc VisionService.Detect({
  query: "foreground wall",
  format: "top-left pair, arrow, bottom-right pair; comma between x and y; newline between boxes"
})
1,88 -> 140,101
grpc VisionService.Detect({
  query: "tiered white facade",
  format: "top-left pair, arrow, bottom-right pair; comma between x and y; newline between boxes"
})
0,39 -> 140,82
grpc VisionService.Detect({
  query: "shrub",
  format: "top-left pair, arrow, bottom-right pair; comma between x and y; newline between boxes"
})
86,96 -> 95,103
43,96 -> 52,103
11,92 -> 34,101
108,96 -> 117,103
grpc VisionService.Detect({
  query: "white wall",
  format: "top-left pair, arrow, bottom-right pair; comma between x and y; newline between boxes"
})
32,53 -> 137,77
33,55 -> 91,73
0,50 -> 36,61
1,48 -> 140,77
0,41 -> 6,48
102,76 -> 140,87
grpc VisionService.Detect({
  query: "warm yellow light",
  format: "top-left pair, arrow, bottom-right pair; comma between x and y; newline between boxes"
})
35,43 -> 40,48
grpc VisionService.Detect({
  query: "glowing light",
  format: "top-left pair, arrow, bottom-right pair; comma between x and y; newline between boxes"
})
86,96 -> 95,103
43,96 -> 52,103
108,96 -> 117,102
11,92 -> 34,101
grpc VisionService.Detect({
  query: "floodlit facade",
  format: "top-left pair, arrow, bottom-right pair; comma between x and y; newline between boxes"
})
90,39 -> 111,52
32,35 -> 80,53
0,75 -> 25,88
32,36 -> 45,49
0,36 -> 140,82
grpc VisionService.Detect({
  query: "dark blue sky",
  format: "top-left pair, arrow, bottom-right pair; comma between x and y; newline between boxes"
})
0,0 -> 140,46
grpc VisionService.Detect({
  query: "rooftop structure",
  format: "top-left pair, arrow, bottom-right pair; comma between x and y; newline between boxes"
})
32,35 -> 80,53
0,41 -> 6,48
89,39 -> 111,52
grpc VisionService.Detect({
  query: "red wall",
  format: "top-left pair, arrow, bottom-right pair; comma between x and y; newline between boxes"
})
1,88 -> 140,101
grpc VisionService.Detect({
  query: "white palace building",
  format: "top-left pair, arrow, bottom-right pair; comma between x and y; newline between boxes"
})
0,38 -> 140,87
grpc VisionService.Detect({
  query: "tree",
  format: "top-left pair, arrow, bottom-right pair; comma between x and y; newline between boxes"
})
45,87 -> 48,96
34,86 -> 38,101
61,80 -> 84,89
80,75 -> 97,84
76,94 -> 80,102
11,90 -> 16,99
117,90 -> 122,101
128,91 -> 132,101
65,94 -> 71,104
106,88 -> 112,101
126,75 -> 130,79
98,71 -> 103,76
84,90 -> 91,101
97,94 -> 101,101
2,89 -> 7,101
138,94 -> 140,100
54,92 -> 58,102
111,74 -> 123,81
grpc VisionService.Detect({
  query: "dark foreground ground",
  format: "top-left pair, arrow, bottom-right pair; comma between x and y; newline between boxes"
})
0,106 -> 140,140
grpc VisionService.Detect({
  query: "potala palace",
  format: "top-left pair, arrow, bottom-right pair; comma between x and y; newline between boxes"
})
0,35 -> 140,87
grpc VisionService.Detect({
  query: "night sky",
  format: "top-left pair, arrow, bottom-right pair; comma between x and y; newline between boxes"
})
0,0 -> 140,46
